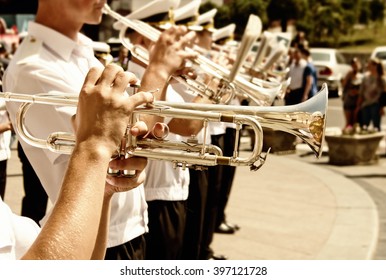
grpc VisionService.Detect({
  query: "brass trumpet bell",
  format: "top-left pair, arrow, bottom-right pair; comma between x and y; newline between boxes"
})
154,83 -> 329,158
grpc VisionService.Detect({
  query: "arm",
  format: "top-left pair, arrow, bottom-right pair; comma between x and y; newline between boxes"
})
302,66 -> 312,102
342,70 -> 352,89
90,146 -> 148,259
355,78 -> 365,116
0,120 -> 11,133
167,95 -> 213,136
22,65 -> 153,260
139,26 -> 197,129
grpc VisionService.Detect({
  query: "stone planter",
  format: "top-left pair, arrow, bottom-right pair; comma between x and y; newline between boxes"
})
261,128 -> 297,154
325,132 -> 385,165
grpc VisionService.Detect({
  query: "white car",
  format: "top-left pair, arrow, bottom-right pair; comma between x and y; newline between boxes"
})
370,46 -> 386,70
310,48 -> 352,97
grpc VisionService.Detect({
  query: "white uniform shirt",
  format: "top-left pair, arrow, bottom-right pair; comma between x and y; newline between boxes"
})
172,82 -> 226,137
0,102 -> 11,162
128,62 -> 190,201
0,198 -> 40,260
3,22 -> 148,247
288,59 -> 307,90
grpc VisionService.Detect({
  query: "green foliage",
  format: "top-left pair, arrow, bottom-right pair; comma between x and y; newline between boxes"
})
266,0 -> 307,31
369,0 -> 385,22
201,0 -> 386,48
228,0 -> 267,37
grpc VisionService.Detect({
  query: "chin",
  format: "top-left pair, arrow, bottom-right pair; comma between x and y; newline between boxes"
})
87,14 -> 103,25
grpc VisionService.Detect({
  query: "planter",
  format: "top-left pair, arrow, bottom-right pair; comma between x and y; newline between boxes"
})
325,132 -> 385,165
261,128 -> 297,154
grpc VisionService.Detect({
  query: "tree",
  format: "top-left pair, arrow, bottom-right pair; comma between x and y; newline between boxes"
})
369,0 -> 385,22
266,0 -> 307,32
200,0 -> 267,40
228,0 -> 267,37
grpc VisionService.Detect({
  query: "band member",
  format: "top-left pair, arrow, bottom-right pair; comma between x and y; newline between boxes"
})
113,0 -> 214,260
1,65 -> 153,260
176,4 -> 234,260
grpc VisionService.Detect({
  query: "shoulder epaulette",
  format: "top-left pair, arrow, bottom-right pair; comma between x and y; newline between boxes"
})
17,36 -> 43,65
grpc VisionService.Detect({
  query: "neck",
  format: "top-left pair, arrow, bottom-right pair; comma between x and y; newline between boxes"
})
35,5 -> 81,40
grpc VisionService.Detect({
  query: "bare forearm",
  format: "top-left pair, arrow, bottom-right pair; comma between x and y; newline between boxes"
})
168,95 -> 213,136
303,77 -> 312,100
0,122 -> 11,133
91,195 -> 112,260
22,143 -> 111,260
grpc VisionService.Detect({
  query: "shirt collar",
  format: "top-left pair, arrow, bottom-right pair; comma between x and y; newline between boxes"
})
28,21 -> 94,62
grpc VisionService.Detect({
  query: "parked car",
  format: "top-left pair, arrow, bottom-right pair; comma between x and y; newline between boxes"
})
309,48 -> 352,97
370,46 -> 386,71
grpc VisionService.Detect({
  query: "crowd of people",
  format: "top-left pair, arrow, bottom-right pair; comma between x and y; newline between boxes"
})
342,56 -> 386,133
286,31 -> 386,134
0,0 -> 243,260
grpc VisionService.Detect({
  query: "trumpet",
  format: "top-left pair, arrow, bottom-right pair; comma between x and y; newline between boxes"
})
153,83 -> 329,158
0,82 -> 327,178
102,4 -> 281,106
0,91 -> 268,171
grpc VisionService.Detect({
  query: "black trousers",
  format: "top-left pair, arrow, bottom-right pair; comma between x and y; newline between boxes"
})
181,168 -> 209,260
145,200 -> 187,260
285,88 -> 304,105
105,234 -> 146,260
199,133 -> 226,259
18,142 -> 48,225
215,127 -> 237,228
0,159 -> 7,199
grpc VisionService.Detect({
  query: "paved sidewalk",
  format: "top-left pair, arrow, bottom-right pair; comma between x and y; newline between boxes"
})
212,151 -> 379,260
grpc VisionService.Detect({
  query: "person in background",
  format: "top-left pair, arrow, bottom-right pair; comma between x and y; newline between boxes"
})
92,41 -> 114,66
299,46 -> 318,101
285,47 -> 307,105
113,45 -> 129,71
342,57 -> 363,131
0,65 -> 153,260
291,31 -> 309,50
356,57 -> 386,132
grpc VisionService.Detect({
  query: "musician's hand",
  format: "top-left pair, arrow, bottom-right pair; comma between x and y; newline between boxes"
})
105,156 -> 147,195
103,120 -> 169,196
73,64 -> 153,155
148,25 -> 197,77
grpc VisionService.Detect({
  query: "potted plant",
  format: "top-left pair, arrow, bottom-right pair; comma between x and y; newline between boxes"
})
324,125 -> 385,165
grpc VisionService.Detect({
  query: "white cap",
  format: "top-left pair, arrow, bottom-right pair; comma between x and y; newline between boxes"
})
113,0 -> 180,30
212,23 -> 235,42
92,41 -> 111,53
174,0 -> 202,30
195,8 -> 217,32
